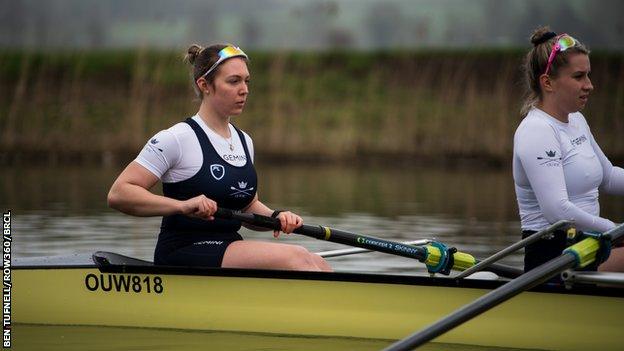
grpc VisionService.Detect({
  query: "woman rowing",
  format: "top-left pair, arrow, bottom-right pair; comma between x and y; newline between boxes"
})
108,44 -> 331,272
513,27 -> 624,272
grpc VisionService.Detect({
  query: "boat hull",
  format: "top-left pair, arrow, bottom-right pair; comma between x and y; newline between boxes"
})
13,263 -> 623,350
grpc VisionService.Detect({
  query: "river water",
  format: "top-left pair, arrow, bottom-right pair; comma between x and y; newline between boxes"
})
6,163 -> 624,270
4,163 -> 623,350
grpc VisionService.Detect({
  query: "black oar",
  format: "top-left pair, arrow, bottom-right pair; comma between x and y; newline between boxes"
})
383,223 -> 624,350
215,208 -> 520,277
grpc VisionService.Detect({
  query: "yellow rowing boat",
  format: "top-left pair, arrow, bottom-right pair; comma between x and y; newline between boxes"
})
13,252 -> 624,350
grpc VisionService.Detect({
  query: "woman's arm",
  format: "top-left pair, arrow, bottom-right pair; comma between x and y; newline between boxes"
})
107,161 -> 181,216
107,161 -> 217,220
108,126 -> 217,220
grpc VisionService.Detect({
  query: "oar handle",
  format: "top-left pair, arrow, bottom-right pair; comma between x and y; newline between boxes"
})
214,208 -> 327,237
215,208 -> 281,230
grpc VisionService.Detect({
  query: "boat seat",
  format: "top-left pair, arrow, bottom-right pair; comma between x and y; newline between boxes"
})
93,251 -> 154,267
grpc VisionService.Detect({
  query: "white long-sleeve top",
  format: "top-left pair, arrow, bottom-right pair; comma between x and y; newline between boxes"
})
513,108 -> 624,232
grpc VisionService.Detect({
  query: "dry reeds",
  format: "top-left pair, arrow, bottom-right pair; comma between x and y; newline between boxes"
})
1,49 -> 622,165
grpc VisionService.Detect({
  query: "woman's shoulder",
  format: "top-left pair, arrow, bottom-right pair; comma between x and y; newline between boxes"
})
514,110 -> 563,149
569,112 -> 590,128
516,109 -> 554,133
146,120 -> 196,152
166,120 -> 195,137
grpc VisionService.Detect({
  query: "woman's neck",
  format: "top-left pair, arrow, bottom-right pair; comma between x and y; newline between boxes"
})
197,102 -> 231,137
537,99 -> 569,123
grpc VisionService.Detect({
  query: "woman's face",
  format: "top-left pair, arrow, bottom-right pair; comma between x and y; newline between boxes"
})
205,57 -> 250,117
549,53 -> 593,113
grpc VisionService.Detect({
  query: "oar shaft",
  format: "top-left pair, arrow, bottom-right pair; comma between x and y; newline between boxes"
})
384,254 -> 577,351
609,224 -> 624,243
317,240 -> 431,258
312,227 -> 430,261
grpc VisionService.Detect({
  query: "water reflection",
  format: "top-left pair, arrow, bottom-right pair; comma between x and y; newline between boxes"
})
3,163 -> 623,273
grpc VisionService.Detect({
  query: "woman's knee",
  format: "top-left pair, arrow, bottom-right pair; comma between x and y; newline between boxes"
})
283,245 -> 319,270
311,253 -> 333,272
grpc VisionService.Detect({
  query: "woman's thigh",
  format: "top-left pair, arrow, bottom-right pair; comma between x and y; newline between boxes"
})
222,240 -> 324,271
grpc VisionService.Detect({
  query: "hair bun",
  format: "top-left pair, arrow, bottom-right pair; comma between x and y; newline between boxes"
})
530,27 -> 557,47
185,44 -> 203,65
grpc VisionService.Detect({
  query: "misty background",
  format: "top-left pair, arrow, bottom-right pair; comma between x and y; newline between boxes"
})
1,0 -> 623,51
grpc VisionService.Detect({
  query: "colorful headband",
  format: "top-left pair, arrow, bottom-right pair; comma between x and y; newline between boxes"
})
201,46 -> 248,78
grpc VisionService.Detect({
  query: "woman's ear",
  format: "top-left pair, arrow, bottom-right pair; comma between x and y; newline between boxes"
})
196,77 -> 211,96
539,74 -> 554,93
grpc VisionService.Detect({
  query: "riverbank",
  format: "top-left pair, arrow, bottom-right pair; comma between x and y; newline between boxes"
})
2,49 -> 623,166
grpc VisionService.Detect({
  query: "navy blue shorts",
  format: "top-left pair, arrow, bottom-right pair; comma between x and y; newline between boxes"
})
522,229 -> 600,275
522,230 -> 568,272
154,232 -> 243,267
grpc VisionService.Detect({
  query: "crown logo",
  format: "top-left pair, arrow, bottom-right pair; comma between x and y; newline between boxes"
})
546,150 -> 556,157
238,181 -> 247,189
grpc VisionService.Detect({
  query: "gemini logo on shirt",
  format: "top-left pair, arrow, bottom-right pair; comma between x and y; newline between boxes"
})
222,154 -> 247,162
537,150 -> 561,167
